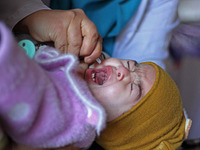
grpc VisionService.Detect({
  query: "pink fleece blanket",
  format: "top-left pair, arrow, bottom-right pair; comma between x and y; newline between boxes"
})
0,22 -> 106,148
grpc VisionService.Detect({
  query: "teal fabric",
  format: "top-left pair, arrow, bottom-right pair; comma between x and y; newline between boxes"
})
51,0 -> 141,56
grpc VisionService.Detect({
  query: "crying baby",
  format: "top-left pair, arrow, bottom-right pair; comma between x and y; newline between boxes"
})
83,57 -> 190,150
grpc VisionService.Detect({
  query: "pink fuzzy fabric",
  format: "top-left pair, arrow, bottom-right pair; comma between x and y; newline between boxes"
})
0,22 -> 106,148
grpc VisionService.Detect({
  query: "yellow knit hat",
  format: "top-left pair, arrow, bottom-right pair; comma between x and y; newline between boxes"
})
96,62 -> 186,150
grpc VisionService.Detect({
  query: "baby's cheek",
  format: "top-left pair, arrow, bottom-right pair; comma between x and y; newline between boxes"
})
103,86 -> 118,96
91,87 -> 114,102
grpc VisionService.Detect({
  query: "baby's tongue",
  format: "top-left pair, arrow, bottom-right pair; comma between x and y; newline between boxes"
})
96,71 -> 106,85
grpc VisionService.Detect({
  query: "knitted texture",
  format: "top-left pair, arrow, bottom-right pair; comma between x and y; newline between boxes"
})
96,62 -> 185,150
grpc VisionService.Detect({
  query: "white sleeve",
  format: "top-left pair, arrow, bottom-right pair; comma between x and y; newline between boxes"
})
113,0 -> 179,69
0,0 -> 50,29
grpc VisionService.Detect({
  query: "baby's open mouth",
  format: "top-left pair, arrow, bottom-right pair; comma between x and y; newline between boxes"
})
85,66 -> 112,85
92,70 -> 108,85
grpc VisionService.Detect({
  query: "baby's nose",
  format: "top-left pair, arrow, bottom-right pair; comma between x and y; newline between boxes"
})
116,66 -> 129,81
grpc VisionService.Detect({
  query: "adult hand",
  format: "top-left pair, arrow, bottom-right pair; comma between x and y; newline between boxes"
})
14,9 -> 102,64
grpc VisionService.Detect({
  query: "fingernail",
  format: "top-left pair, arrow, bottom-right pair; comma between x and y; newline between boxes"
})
85,58 -> 92,63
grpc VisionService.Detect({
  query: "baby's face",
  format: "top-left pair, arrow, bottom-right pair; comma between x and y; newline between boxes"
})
85,58 -> 156,121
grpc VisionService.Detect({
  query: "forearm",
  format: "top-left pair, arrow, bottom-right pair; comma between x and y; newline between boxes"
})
0,0 -> 50,29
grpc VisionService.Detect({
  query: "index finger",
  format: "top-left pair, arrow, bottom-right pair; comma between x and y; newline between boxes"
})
84,36 -> 102,63
80,14 -> 102,57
